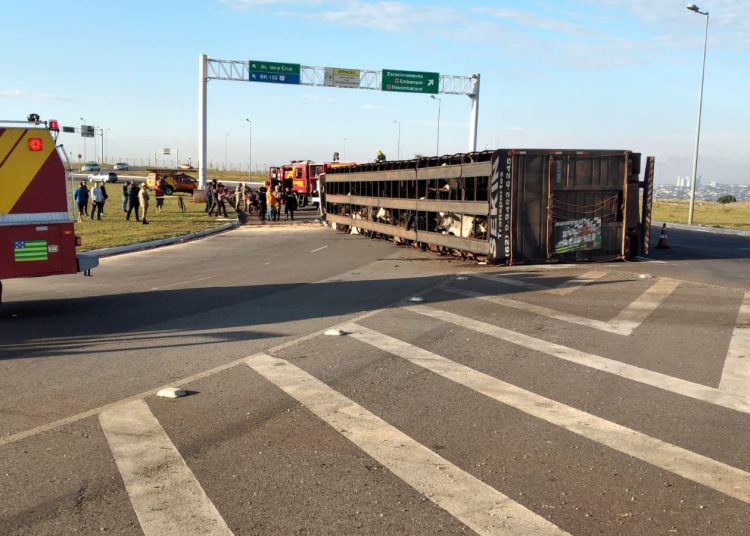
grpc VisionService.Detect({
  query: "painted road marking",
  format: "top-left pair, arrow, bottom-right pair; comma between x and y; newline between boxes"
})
245,353 -> 569,536
99,400 -> 233,536
343,323 -> 750,504
720,292 -> 750,397
309,245 -> 328,253
447,277 -> 680,336
546,269 -> 609,295
406,305 -> 750,414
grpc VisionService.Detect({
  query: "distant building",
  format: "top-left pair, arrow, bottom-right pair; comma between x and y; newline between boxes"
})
675,175 -> 701,188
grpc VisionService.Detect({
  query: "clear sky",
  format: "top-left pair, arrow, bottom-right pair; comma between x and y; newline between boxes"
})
2,0 -> 748,184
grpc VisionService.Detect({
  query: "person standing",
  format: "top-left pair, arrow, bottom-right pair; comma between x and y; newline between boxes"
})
73,181 -> 89,222
236,182 -> 245,212
122,181 -> 130,213
258,185 -> 267,221
90,182 -> 104,220
205,179 -> 217,213
154,180 -> 165,214
284,188 -> 298,220
273,185 -> 284,221
126,181 -> 140,221
266,185 -> 277,221
138,183 -> 150,224
100,182 -> 108,215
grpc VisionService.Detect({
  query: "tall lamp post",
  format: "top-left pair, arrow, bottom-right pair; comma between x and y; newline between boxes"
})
392,120 -> 401,160
245,118 -> 252,179
686,3 -> 709,225
224,132 -> 230,171
430,95 -> 441,155
79,117 -> 86,162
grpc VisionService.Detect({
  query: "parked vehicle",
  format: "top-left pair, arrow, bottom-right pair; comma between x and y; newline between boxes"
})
267,160 -> 356,207
88,171 -> 118,183
113,162 -> 129,171
0,115 -> 97,306
81,161 -> 100,172
145,169 -> 198,195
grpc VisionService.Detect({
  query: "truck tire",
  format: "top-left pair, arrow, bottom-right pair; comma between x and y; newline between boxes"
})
164,185 -> 174,195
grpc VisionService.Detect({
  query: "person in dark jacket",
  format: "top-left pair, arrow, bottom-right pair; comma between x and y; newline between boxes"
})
284,188 -> 298,220
73,181 -> 89,222
122,181 -> 130,213
258,185 -> 267,221
126,181 -> 140,221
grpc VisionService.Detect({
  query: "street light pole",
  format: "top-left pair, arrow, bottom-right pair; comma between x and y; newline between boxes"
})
79,117 -> 86,162
686,3 -> 709,225
393,120 -> 401,160
430,95 -> 441,155
224,132 -> 230,171
245,118 -> 252,179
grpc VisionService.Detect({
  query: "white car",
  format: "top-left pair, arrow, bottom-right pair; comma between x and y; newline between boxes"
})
88,171 -> 118,183
113,162 -> 129,171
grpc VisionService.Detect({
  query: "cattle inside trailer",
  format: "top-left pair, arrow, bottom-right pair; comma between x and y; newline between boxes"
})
320,149 -> 654,264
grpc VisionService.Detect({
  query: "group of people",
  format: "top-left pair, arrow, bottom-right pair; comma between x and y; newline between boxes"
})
122,181 -> 151,224
73,181 -> 109,222
204,180 -> 298,222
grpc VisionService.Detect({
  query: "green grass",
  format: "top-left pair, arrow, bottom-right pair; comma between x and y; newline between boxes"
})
653,199 -> 750,231
73,193 -> 229,251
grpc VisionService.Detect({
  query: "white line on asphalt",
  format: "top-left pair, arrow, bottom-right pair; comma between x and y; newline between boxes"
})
607,278 -> 680,333
309,245 -> 328,253
406,305 -> 750,414
151,276 -> 212,291
445,287 -> 627,335
545,270 -> 609,295
99,400 -> 233,536
446,277 -> 680,336
343,323 -> 750,504
719,292 -> 750,397
245,353 -> 569,536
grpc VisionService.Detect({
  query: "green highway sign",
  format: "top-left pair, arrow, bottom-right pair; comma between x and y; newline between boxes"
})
382,69 -> 439,94
249,60 -> 301,75
249,60 -> 301,85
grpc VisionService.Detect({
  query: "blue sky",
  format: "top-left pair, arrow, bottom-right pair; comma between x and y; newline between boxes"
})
2,0 -> 748,184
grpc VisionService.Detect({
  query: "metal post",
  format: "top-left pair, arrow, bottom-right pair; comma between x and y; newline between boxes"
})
468,73 -> 480,152
687,8 -> 709,225
393,120 -> 401,160
224,132 -> 229,171
198,54 -> 208,188
100,128 -> 104,165
80,117 -> 86,162
431,95 -> 441,155
246,118 -> 252,179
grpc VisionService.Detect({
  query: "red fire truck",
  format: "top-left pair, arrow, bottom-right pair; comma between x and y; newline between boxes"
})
0,115 -> 98,306
268,160 -> 356,207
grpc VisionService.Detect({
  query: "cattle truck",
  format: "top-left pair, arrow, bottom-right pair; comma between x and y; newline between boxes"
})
0,115 -> 98,306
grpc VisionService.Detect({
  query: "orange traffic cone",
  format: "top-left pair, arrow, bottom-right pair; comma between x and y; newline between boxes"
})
656,223 -> 669,249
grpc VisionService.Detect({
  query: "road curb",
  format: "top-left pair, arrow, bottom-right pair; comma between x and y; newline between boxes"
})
86,221 -> 239,259
656,221 -> 750,238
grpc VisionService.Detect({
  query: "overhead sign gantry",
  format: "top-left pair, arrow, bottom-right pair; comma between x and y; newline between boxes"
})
198,54 -> 480,188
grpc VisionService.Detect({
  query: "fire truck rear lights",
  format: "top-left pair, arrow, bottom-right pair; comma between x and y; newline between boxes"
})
49,120 -> 59,131
28,138 -> 43,151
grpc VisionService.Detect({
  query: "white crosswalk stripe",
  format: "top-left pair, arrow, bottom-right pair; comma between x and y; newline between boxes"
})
407,304 -> 750,414
454,275 -> 680,336
341,322 -> 750,505
99,400 -> 233,536
245,353 -> 570,536
720,291 -> 750,397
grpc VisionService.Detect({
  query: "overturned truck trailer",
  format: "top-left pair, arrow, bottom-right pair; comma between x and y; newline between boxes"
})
320,149 -> 654,264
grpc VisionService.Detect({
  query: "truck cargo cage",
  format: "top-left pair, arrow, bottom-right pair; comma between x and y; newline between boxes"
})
320,149 -> 650,264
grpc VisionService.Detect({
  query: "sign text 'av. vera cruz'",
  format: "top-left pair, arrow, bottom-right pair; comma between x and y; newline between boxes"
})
382,69 -> 439,94
248,60 -> 301,85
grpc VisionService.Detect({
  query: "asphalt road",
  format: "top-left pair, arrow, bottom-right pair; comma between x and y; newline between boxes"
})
1,225 -> 748,535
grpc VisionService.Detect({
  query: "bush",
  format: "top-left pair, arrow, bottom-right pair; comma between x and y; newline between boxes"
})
717,195 -> 737,204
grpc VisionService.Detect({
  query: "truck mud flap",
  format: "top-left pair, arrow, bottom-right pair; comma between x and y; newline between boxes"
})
77,254 -> 99,276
